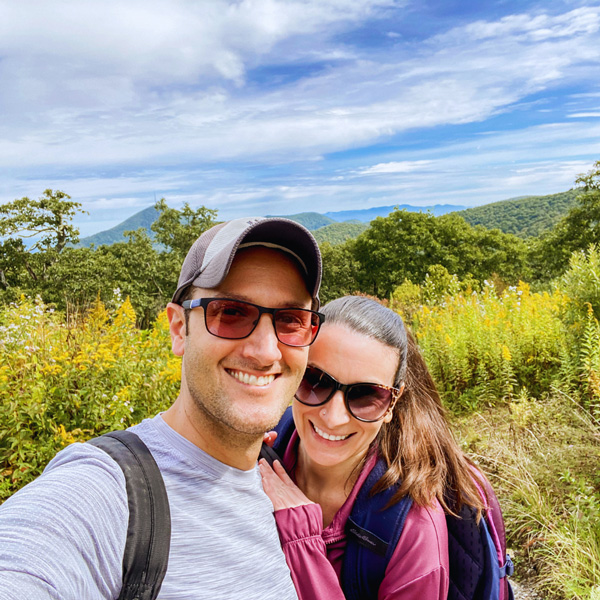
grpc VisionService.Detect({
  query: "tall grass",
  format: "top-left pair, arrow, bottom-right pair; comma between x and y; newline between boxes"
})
454,392 -> 600,599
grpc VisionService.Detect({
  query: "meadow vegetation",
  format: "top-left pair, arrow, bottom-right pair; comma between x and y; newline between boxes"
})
1,161 -> 600,598
395,248 -> 600,600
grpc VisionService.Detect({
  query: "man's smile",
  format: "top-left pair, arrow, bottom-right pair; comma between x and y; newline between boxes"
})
226,368 -> 277,387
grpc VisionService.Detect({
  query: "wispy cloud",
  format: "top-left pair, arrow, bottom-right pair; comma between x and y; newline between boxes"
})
568,112 -> 600,117
1,1 -> 599,230
357,161 -> 432,175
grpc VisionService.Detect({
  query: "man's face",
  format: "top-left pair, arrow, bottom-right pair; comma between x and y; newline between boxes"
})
174,246 -> 313,437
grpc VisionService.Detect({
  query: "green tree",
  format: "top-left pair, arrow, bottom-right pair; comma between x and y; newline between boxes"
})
318,241 -> 361,304
103,229 -> 168,325
532,161 -> 600,280
434,214 -> 527,284
0,190 -> 85,290
352,209 -> 527,298
151,199 -> 218,260
42,246 -> 124,310
353,210 -> 441,297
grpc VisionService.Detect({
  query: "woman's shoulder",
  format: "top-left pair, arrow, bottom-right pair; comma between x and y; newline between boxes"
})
377,498 -> 449,599
402,498 -> 448,554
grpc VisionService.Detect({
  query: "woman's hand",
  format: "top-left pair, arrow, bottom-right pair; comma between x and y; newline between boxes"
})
259,459 -> 315,511
263,431 -> 278,447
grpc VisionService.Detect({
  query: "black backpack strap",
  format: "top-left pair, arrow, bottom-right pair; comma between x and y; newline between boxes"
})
342,458 -> 413,600
272,406 -> 296,456
260,406 -> 296,466
88,430 -> 171,600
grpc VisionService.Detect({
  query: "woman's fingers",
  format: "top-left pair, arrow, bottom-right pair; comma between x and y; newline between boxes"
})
272,459 -> 296,485
262,431 -> 278,447
259,459 -> 314,511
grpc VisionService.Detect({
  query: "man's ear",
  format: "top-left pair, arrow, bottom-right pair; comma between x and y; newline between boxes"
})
167,302 -> 186,357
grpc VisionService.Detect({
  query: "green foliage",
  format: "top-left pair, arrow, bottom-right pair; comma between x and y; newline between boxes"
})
552,246 -> 600,415
457,189 -> 580,238
558,245 -> 600,324
0,190 -> 86,290
311,221 -> 368,245
421,265 -> 463,305
318,241 -> 361,304
0,296 -> 179,501
353,210 -> 442,296
578,307 -> 600,420
351,209 -> 527,298
99,229 -> 174,326
389,266 -> 478,320
0,195 -> 218,326
0,190 -> 83,253
151,199 -> 218,260
389,279 -> 422,322
532,161 -> 600,281
413,282 -> 567,411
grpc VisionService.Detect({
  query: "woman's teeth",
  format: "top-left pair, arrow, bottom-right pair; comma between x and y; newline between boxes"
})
313,422 -> 349,441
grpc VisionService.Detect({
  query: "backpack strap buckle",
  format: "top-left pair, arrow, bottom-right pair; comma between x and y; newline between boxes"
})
499,554 -> 515,578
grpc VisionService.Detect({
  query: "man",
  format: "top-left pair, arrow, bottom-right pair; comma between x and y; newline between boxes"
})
0,217 -> 323,599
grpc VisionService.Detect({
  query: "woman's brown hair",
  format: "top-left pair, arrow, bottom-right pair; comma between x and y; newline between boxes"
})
321,296 -> 486,517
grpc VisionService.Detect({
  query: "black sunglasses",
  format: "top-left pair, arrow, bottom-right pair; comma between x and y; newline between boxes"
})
181,297 -> 324,347
295,365 -> 401,422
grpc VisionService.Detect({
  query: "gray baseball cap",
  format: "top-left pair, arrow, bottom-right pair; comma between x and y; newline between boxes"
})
171,217 -> 322,306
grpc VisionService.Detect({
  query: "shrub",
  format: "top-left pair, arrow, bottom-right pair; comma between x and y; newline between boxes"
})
411,282 -> 567,411
0,295 -> 179,500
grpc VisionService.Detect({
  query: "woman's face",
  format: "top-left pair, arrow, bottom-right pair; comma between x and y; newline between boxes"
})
293,323 -> 399,473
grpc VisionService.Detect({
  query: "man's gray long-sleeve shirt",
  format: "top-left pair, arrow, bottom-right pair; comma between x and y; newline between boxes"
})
0,414 -> 298,600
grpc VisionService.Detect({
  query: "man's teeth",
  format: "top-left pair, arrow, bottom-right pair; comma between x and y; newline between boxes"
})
228,370 -> 275,386
313,423 -> 349,441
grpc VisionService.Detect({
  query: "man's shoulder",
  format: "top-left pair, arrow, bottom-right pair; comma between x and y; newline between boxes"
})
45,438 -> 127,484
1,439 -> 130,518
0,440 -> 129,600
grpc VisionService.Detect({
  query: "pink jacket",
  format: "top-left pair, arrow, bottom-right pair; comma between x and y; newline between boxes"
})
274,432 -> 449,600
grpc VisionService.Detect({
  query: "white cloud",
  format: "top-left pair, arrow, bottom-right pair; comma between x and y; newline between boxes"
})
357,161 -> 432,175
1,1 -> 599,231
438,7 -> 600,42
1,4 -> 598,172
0,0 -> 397,92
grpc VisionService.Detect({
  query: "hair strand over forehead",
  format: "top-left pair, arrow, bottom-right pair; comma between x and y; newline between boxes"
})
321,296 -> 407,387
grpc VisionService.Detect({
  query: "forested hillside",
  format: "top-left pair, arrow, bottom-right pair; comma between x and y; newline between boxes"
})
311,221 -> 368,244
77,205 -> 160,247
457,189 -> 580,238
76,189 -> 580,249
266,212 -> 335,230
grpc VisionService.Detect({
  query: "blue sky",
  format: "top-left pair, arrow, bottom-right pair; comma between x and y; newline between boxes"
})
1,0 -> 599,237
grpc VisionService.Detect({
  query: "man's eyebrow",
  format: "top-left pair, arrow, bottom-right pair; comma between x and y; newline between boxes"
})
209,292 -> 312,310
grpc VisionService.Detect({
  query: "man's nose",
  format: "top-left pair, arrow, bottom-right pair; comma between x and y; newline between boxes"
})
239,313 -> 283,364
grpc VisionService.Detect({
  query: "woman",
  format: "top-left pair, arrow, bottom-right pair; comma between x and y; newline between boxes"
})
259,295 -> 487,599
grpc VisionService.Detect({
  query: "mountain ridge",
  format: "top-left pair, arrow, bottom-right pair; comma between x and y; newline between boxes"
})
77,191 -> 578,247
